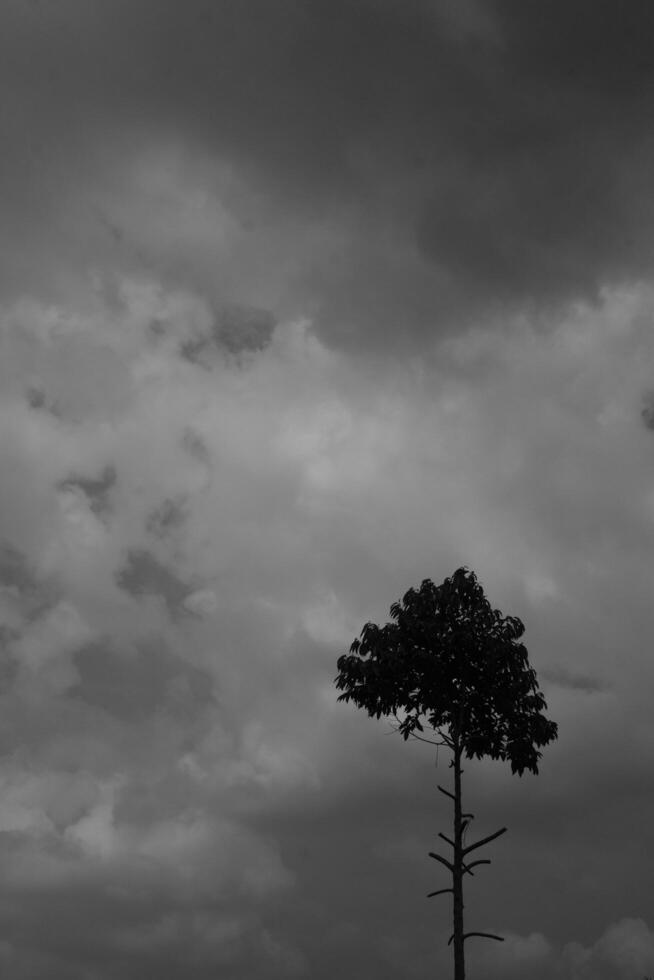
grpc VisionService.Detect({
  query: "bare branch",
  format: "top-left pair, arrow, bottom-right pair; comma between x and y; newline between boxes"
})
437,785 -> 456,802
388,714 -> 452,748
448,928 -> 502,946
462,812 -> 474,820
465,859 -> 491,872
463,827 -> 507,856
411,731 -> 451,747
438,832 -> 455,848
428,851 -> 454,872
460,862 -> 476,877
427,888 -> 453,898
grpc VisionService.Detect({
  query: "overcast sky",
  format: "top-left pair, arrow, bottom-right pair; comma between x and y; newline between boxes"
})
1,1 -> 654,977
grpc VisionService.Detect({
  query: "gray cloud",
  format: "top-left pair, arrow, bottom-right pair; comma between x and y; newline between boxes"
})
115,550 -> 193,617
180,304 -> 277,364
0,543 -> 41,600
541,666 -> 607,694
70,636 -> 215,723
146,498 -> 187,539
641,390 -> 654,429
59,466 -> 117,517
3,1 -> 654,347
1,284 -> 654,976
3,4 -> 654,978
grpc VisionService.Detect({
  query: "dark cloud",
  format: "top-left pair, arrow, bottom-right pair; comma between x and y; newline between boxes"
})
146,498 -> 187,539
180,429 -> 211,467
26,386 -> 51,413
541,666 -> 606,694
641,390 -> 654,429
59,466 -> 117,517
0,541 -> 56,619
214,305 -> 277,355
0,543 -> 39,597
115,549 -> 191,616
180,305 -> 276,364
4,5 -> 654,978
70,637 -> 214,723
3,1 -> 654,346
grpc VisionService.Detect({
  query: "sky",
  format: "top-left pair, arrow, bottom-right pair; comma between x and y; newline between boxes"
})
1,1 -> 654,977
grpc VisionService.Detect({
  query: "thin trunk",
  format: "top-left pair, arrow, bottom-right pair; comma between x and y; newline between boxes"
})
429,735 -> 506,973
452,739 -> 465,980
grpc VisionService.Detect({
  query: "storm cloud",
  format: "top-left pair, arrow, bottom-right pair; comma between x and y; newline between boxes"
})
2,2 -> 654,977
3,0 -> 654,347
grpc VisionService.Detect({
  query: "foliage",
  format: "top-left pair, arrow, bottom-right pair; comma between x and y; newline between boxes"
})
335,567 -> 558,774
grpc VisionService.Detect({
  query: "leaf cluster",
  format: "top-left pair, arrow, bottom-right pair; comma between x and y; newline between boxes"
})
335,568 -> 557,775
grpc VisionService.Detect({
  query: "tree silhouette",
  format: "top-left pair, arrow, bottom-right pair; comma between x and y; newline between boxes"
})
335,567 -> 558,980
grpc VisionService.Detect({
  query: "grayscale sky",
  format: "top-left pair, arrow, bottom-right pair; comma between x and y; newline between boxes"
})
1,1 -> 654,977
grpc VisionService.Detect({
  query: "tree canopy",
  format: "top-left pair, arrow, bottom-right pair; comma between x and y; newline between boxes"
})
335,567 -> 557,774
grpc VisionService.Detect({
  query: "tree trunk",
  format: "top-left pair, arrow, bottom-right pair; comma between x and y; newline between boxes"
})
452,739 -> 465,980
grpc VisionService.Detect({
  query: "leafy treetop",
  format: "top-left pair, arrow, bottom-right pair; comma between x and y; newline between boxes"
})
335,567 -> 558,775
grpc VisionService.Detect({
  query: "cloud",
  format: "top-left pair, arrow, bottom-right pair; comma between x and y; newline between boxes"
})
115,550 -> 193,618
59,466 -> 117,518
2,4 -> 654,973
541,666 -> 606,694
465,929 -> 553,978
464,918 -> 654,980
70,636 -> 214,723
562,919 -> 654,980
641,390 -> 654,430
181,304 -> 277,364
2,257 -> 654,973
3,1 -> 654,350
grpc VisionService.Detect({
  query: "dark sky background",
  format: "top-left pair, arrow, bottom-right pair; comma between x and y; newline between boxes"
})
1,1 -> 654,977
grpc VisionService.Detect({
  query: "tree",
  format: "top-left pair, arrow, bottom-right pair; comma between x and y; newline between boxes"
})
334,567 -> 558,980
